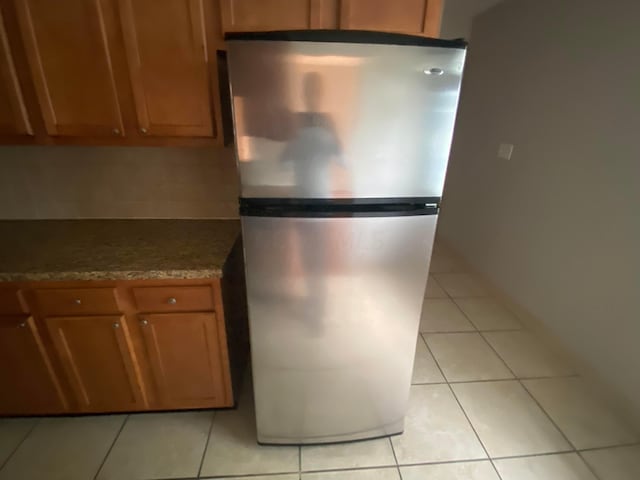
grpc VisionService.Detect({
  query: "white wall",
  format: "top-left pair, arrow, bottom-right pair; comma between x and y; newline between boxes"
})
440,0 -> 503,39
439,0 -> 640,417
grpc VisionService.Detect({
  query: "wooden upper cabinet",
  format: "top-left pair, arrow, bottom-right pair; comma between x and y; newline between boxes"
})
0,7 -> 32,136
118,0 -> 215,137
139,312 -> 229,408
46,315 -> 146,412
220,0 -> 338,32
0,316 -> 67,414
14,0 -> 125,137
340,0 -> 442,37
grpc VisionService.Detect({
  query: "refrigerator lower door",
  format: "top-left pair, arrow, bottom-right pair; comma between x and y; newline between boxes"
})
242,214 -> 436,444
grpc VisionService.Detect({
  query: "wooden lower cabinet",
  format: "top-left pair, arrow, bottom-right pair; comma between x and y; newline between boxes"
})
45,315 -> 146,412
0,275 -> 247,416
0,316 -> 67,414
139,312 -> 227,409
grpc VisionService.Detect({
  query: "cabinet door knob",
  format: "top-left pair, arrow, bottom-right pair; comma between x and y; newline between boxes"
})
74,299 -> 82,305
18,322 -> 26,328
113,322 -> 120,328
140,127 -> 148,134
167,297 -> 177,305
140,319 -> 148,326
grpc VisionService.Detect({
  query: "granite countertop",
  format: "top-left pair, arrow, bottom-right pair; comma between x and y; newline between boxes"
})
0,219 -> 241,281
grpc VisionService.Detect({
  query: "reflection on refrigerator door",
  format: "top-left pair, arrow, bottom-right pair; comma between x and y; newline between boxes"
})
242,215 -> 436,443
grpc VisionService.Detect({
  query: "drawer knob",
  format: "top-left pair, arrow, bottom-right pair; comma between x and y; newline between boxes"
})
74,299 -> 82,305
167,297 -> 177,305
18,322 -> 26,328
112,128 -> 121,135
140,127 -> 148,134
113,322 -> 120,328
140,319 -> 148,326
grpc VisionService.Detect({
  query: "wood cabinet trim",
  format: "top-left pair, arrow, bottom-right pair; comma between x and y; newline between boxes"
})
117,0 -> 149,132
219,0 -> 233,31
131,285 -> 215,313
340,0 -> 442,36
24,316 -> 70,410
118,312 -> 149,407
46,314 -> 146,411
94,0 -> 126,134
33,287 -> 120,317
138,311 -> 226,407
338,0 -> 351,29
211,277 -> 233,405
12,0 -> 54,133
0,7 -> 32,135
50,319 -> 91,406
1,273 -> 247,414
204,0 -> 223,142
220,0 -> 317,32
423,0 -> 442,37
0,287 -> 28,314
138,314 -> 169,399
118,0 -> 215,138
309,0 -> 321,28
14,0 -> 125,137
0,315 -> 69,412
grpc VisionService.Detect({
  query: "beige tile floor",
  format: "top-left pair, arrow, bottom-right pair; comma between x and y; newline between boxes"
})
0,244 -> 638,479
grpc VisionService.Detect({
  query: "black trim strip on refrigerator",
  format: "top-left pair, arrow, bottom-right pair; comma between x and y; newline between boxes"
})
225,30 -> 467,49
239,197 -> 440,218
241,197 -> 441,206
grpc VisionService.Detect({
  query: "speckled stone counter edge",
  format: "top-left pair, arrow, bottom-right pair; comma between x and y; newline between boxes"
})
0,268 -> 224,282
0,219 -> 240,283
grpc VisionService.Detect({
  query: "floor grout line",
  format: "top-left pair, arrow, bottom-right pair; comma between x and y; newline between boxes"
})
300,464 -> 404,475
200,470 -> 299,479
291,445 -> 640,475
93,414 -> 130,480
411,372 -> 581,387
300,445 -> 640,474
0,261 -> 633,479
474,329 -> 609,479
576,450 -> 604,480
421,337 -> 505,480
418,307 -> 636,479
196,410 -> 216,479
387,434 -> 402,479
577,441 -> 640,452
0,417 -> 41,474
423,328 -> 525,334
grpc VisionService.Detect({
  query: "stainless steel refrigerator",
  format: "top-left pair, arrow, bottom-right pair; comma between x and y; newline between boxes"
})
226,31 -> 466,444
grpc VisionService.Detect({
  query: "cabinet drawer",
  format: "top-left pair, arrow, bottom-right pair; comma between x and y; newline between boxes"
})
0,288 -> 27,315
132,286 -> 214,313
34,288 -> 120,317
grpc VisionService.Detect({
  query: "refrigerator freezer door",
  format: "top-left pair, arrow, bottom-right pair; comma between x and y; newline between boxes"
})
227,39 -> 465,199
242,214 -> 435,444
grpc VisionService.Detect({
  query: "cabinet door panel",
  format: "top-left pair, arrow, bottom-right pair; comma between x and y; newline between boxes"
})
0,8 -> 32,136
14,0 -> 124,136
0,287 -> 27,315
119,0 -> 214,137
140,312 -> 227,408
340,0 -> 442,37
0,316 -> 67,414
221,0 -> 336,31
46,315 -> 145,411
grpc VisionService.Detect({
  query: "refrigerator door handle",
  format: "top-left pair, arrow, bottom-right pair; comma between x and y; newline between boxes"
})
239,197 -> 440,218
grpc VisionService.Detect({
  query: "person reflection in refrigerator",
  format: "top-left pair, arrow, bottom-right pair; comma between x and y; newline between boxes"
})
282,71 -> 344,334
